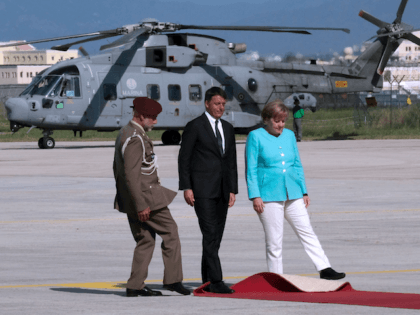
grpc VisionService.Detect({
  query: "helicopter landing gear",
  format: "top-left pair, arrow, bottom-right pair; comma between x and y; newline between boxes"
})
38,130 -> 55,149
161,130 -> 181,145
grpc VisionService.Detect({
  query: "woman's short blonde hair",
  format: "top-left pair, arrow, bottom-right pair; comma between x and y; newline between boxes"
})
261,99 -> 289,122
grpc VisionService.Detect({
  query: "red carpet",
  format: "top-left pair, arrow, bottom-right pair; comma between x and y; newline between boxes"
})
193,272 -> 420,310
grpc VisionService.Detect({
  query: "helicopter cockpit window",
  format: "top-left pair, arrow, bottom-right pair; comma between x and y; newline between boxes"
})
103,83 -> 117,101
20,75 -> 43,96
58,77 -> 81,97
168,85 -> 181,102
222,85 -> 233,101
29,75 -> 62,96
147,84 -> 160,101
189,85 -> 202,102
50,77 -> 64,97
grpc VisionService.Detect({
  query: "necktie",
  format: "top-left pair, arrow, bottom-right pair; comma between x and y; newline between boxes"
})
215,120 -> 223,155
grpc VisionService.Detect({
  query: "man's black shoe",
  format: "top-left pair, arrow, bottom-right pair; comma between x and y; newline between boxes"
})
203,281 -> 235,294
126,287 -> 163,297
320,267 -> 346,280
163,282 -> 191,295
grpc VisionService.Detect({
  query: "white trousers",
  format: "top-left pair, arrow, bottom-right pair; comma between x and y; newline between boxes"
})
258,198 -> 331,274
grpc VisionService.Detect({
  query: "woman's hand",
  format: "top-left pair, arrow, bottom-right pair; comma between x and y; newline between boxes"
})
303,195 -> 310,208
253,197 -> 265,213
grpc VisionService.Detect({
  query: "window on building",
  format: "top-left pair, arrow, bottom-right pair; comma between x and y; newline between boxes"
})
22,56 -> 25,61
20,72 -> 23,78
147,84 -> 160,100
168,85 -> 181,101
17,57 -> 20,61
28,56 -> 31,61
40,56 -> 43,61
2,73 -> 4,78
189,85 -> 202,102
34,56 -> 38,61
52,56 -> 55,61
27,73 -> 29,78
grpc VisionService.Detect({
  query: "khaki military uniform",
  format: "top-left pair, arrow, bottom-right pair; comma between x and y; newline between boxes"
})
113,120 -> 183,290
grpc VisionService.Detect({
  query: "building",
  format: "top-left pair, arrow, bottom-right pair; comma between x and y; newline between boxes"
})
382,66 -> 420,93
393,31 -> 420,63
0,65 -> 51,85
0,41 -> 79,85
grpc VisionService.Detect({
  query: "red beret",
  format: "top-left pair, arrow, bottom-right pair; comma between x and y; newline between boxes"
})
131,97 -> 162,117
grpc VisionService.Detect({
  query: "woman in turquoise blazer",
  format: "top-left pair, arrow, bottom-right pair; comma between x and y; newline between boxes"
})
245,100 -> 345,280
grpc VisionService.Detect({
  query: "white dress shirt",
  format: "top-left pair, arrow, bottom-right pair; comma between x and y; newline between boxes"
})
205,111 -> 225,152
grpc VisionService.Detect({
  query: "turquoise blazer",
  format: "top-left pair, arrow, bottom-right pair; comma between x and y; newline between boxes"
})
246,128 -> 307,202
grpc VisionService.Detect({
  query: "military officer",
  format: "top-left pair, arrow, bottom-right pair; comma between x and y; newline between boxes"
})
113,97 -> 190,297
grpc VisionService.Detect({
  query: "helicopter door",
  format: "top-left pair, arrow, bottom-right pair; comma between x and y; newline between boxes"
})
96,72 -> 122,126
158,81 -> 185,128
46,75 -> 83,125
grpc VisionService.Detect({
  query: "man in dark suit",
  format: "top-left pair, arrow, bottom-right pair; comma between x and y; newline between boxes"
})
178,87 -> 238,294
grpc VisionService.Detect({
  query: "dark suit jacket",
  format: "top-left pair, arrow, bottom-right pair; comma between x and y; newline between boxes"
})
178,113 -> 238,200
114,121 -> 177,218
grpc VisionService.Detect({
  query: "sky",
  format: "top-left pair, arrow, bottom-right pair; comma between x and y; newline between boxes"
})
0,0 -> 419,58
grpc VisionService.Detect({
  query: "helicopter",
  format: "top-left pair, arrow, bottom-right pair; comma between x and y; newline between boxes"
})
3,0 -> 419,149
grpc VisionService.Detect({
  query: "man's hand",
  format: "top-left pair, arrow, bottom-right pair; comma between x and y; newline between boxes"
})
184,189 -> 195,207
228,193 -> 236,208
138,207 -> 151,222
303,195 -> 310,208
252,197 -> 264,214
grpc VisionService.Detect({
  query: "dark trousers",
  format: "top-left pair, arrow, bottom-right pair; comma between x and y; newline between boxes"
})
126,207 -> 183,290
194,197 -> 229,284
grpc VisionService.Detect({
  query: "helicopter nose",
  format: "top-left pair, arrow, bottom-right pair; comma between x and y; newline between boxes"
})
5,98 -> 29,123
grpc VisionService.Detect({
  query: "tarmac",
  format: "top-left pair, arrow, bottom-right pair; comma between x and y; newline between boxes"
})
0,139 -> 419,314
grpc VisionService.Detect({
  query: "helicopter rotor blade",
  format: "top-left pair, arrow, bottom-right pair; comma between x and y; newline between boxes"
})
358,10 -> 388,29
268,30 -> 311,35
177,25 -> 350,34
100,27 -> 149,51
51,34 -> 117,51
0,28 -> 126,49
402,32 -> 420,46
366,28 -> 420,41
377,38 -> 395,75
394,0 -> 408,24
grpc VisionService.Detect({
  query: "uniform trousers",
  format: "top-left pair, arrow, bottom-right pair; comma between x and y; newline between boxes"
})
258,198 -> 331,274
126,207 -> 183,290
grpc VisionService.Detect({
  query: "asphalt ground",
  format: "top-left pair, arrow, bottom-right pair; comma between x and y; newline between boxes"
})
1,139 -> 419,314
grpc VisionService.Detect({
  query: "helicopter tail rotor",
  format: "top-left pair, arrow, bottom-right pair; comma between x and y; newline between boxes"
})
360,0 -> 420,75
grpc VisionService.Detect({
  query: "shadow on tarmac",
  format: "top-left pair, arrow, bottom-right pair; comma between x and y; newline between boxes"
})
50,287 -> 126,296
1,145 -> 115,150
49,282 -> 234,296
